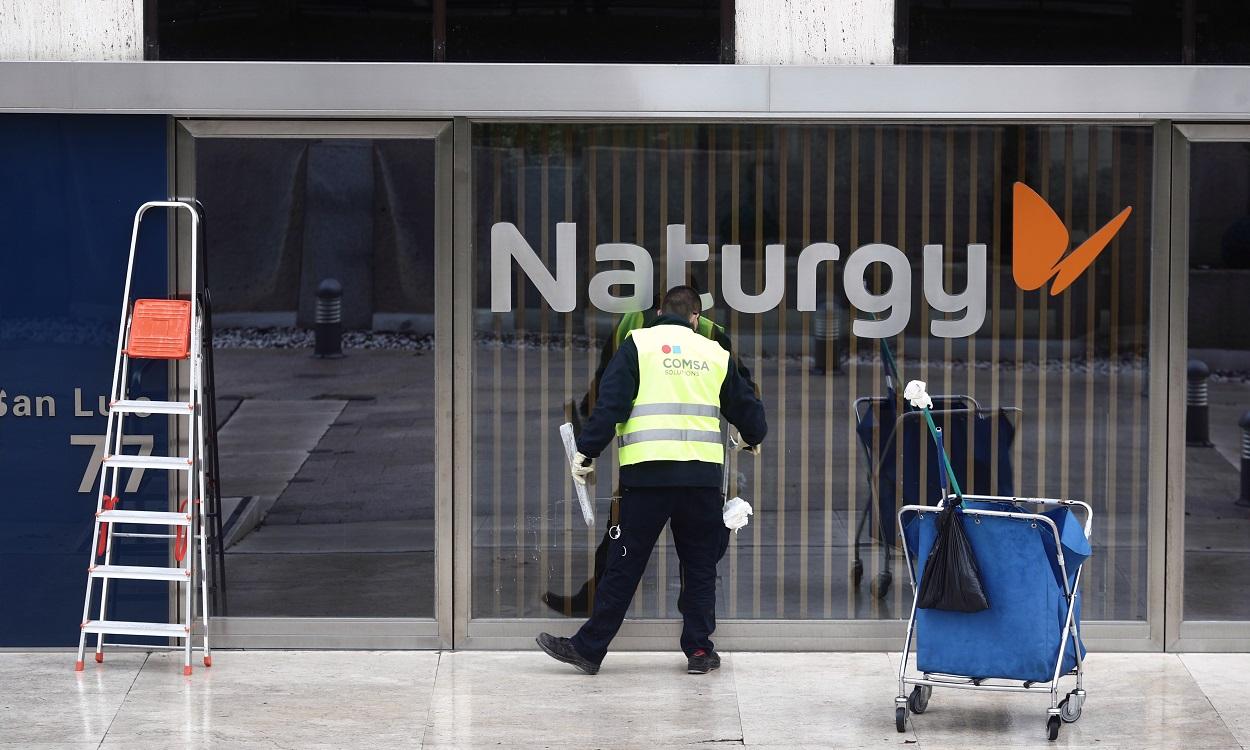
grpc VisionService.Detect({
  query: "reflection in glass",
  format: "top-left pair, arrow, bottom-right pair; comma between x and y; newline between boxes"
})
906,0 -> 1182,64
154,1 -> 434,61
1184,141 -> 1250,620
197,138 -> 437,617
471,123 -> 1153,622
446,0 -> 723,62
1195,1 -> 1250,64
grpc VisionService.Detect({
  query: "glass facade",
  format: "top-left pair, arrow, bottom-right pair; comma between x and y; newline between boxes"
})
18,106 -> 1250,649
1184,141 -> 1250,621
194,137 -> 439,618
902,0 -> 1250,65
1194,0 -> 1250,63
150,0 -> 726,62
470,123 -> 1154,623
153,1 -> 436,61
446,0 -> 724,62
905,0 -> 1184,64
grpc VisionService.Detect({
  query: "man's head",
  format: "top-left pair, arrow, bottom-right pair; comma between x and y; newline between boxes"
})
661,286 -> 702,330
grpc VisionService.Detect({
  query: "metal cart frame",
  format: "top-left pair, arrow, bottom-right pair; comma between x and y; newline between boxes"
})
894,493 -> 1093,741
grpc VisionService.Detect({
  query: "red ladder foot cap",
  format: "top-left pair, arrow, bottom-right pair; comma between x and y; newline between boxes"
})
203,656 -> 212,667
94,652 -> 103,663
74,660 -> 85,672
182,665 -> 193,676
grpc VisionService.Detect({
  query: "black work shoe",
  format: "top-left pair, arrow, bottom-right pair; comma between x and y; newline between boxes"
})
687,648 -> 721,674
536,633 -> 599,675
542,583 -> 591,617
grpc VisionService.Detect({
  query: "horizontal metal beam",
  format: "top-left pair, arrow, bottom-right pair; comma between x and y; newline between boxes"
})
2,62 -> 1250,120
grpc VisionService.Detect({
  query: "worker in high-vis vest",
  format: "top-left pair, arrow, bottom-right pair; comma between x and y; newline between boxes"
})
544,300 -> 756,617
537,286 -> 766,676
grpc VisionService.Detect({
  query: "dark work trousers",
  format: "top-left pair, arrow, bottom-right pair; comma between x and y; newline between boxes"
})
571,485 -> 731,664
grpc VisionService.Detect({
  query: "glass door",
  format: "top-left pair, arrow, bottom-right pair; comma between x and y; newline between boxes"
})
457,121 -> 1163,649
1171,124 -> 1250,650
175,120 -> 452,647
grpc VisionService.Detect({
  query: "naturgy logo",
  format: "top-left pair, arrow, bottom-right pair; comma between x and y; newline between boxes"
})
1012,182 -> 1132,296
489,183 -> 1132,340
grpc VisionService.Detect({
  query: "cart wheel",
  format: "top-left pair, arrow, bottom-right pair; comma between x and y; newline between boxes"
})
1047,715 -> 1060,741
907,685 -> 931,714
871,571 -> 893,599
852,559 -> 864,588
895,706 -> 908,733
1059,695 -> 1082,723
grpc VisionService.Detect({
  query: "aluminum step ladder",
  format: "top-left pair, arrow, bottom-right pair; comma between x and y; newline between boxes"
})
76,201 -> 213,676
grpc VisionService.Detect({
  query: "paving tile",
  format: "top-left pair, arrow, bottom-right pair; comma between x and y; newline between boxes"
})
0,652 -> 146,695
433,650 -> 737,697
733,652 -> 918,747
128,650 -> 439,694
423,651 -> 741,747
1182,652 -> 1250,749
103,689 -> 427,747
103,651 -> 439,747
0,744 -> 101,750
0,654 -> 138,746
904,653 -> 1239,749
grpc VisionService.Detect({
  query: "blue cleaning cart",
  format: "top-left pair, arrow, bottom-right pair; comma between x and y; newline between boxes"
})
895,494 -> 1092,742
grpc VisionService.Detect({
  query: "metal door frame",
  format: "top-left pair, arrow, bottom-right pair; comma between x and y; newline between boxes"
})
173,119 -> 454,648
1166,122 -> 1250,651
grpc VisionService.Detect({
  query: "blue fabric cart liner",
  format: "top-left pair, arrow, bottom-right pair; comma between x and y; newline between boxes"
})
905,503 -> 1088,683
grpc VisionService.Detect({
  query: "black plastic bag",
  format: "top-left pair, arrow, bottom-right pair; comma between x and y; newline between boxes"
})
916,503 -> 990,613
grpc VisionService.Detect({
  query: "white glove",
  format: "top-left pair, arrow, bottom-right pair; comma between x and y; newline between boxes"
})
723,496 -> 753,532
571,451 -> 595,486
904,379 -> 933,410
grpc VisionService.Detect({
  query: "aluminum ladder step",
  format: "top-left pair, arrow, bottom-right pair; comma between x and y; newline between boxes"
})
82,620 -> 189,638
103,455 -> 192,471
110,399 -> 194,415
97,509 -> 191,526
89,564 -> 190,581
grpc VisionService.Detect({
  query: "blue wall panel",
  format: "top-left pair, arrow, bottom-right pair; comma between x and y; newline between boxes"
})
0,115 -> 170,646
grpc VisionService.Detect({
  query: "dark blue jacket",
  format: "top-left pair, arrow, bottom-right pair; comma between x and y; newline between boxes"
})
575,314 -> 768,488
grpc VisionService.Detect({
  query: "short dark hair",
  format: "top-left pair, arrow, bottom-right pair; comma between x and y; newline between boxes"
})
661,286 -> 701,319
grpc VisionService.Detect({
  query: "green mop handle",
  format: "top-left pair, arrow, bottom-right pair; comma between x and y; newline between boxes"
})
879,319 -> 961,506
921,408 -> 964,506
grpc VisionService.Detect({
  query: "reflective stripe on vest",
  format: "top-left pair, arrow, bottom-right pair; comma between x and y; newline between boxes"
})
626,402 -> 721,419
618,428 -> 722,447
617,325 -> 730,466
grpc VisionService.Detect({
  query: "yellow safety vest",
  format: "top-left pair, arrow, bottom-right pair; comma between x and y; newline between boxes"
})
616,325 -> 730,466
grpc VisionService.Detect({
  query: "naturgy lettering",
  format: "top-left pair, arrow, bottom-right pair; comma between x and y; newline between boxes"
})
490,222 -> 986,340
489,186 -> 1129,340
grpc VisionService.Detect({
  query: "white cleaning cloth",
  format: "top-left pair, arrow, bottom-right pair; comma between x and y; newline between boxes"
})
903,379 -> 933,410
723,496 -> 753,532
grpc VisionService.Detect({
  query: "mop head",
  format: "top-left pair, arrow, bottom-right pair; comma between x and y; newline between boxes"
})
904,379 -> 933,410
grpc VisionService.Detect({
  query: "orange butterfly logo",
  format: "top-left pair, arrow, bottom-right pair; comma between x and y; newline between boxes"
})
1012,182 -> 1132,296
